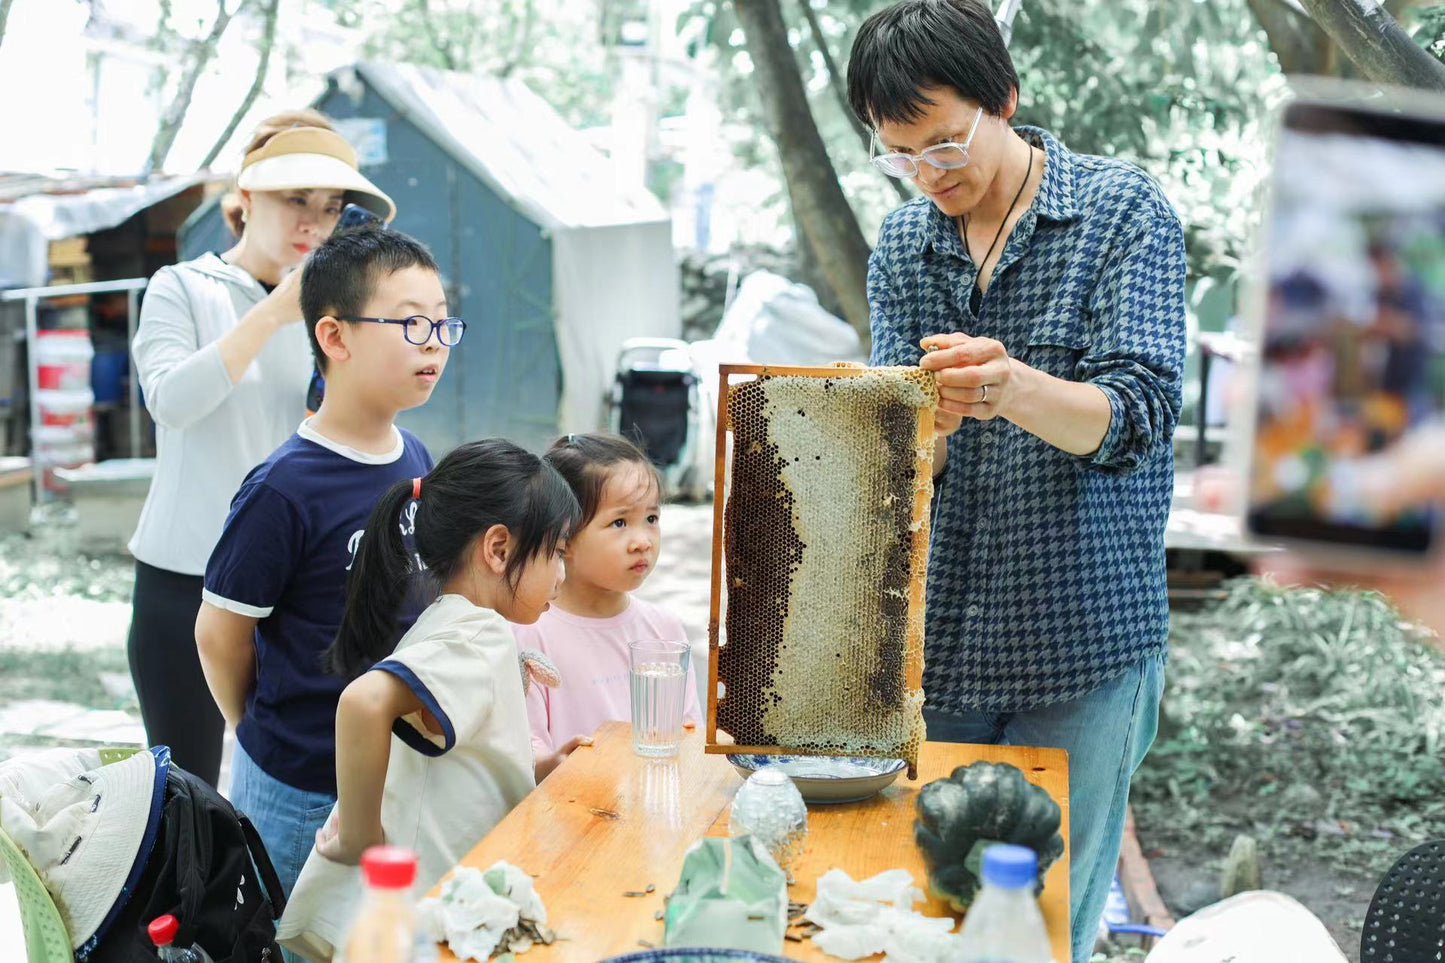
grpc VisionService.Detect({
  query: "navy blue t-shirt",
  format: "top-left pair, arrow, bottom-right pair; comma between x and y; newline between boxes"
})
203,420 -> 433,794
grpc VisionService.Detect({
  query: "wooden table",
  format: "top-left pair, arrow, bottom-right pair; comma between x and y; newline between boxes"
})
435,722 -> 1070,962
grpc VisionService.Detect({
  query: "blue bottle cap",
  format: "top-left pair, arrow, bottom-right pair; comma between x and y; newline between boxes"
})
981,843 -> 1038,890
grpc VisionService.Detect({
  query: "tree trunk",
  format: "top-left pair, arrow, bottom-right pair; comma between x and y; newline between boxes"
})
734,0 -> 873,349
1296,0 -> 1445,88
199,0 -> 280,170
148,0 -> 248,173
795,0 -> 912,207
0,0 -> 16,51
1247,0 -> 1332,74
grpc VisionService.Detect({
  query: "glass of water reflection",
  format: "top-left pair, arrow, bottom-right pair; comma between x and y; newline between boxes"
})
629,640 -> 691,757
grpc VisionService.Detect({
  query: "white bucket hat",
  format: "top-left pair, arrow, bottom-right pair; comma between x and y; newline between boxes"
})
0,746 -> 164,950
237,126 -> 396,222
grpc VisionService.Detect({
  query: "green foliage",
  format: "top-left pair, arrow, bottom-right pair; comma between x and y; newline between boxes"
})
1008,0 -> 1288,287
328,0 -> 619,128
1408,4 -> 1445,62
1135,578 -> 1445,877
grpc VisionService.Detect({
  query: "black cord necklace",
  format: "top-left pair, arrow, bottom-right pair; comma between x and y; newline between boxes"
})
959,145 -> 1034,280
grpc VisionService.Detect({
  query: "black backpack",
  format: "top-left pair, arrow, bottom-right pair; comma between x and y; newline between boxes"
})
86,763 -> 287,963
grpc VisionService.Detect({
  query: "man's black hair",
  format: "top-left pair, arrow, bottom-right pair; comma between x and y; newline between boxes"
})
299,224 -> 440,373
846,0 -> 1019,130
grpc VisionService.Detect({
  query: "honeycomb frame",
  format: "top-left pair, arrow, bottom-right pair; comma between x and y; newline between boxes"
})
706,363 -> 938,779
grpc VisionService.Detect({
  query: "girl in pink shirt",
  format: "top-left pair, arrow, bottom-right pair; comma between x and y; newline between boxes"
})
515,433 -> 702,777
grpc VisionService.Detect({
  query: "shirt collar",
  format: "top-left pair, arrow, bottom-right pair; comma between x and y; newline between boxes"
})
916,125 -> 1079,256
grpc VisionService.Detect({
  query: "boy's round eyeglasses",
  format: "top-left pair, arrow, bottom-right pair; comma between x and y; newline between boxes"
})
339,315 -> 467,347
870,107 -> 984,178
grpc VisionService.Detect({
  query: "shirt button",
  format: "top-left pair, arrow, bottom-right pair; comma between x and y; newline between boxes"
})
967,604 -> 981,618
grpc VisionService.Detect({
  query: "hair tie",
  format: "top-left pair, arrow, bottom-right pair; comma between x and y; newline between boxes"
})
412,476 -> 422,499
566,433 -> 576,445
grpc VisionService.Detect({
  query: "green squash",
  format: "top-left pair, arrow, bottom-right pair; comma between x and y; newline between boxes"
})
913,760 -> 1065,911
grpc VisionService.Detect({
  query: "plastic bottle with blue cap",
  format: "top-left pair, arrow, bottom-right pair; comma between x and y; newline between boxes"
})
957,843 -> 1054,962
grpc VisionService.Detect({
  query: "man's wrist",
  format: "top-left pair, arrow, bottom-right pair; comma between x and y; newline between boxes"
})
998,357 -> 1037,425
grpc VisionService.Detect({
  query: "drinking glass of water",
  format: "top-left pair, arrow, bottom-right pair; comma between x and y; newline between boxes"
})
629,640 -> 690,757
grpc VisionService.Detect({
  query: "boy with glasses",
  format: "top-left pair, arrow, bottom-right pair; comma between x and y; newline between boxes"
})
847,1 -> 1186,958
196,225 -> 455,912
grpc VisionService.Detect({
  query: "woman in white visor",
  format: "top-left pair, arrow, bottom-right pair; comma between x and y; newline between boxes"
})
125,110 -> 394,788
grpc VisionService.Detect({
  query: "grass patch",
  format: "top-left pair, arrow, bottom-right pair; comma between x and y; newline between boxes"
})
1135,577 -> 1445,884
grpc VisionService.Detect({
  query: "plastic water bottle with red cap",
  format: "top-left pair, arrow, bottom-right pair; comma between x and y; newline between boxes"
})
956,843 -> 1055,962
147,915 -> 215,963
337,845 -> 437,963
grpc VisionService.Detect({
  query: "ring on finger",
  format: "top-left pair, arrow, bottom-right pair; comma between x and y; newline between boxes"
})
980,384 -> 989,404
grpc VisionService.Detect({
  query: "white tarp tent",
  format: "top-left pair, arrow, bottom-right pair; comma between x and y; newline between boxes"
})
0,174 -> 208,287
347,63 -> 680,435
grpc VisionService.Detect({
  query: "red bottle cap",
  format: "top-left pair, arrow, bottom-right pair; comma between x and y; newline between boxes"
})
147,915 -> 179,947
360,845 -> 418,889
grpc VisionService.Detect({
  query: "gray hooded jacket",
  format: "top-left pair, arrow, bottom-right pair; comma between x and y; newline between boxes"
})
129,253 -> 312,574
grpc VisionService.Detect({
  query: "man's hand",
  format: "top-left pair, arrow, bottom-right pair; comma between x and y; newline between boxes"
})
919,333 -> 1015,433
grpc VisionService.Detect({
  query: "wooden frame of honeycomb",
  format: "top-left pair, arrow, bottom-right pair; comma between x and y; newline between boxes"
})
706,363 -> 938,779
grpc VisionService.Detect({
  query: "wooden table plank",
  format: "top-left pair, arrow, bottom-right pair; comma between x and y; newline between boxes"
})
435,722 -> 1069,963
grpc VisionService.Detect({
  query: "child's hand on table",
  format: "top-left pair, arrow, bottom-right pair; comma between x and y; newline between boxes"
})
534,734 -> 594,783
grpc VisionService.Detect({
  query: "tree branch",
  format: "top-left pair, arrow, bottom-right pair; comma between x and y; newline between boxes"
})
148,0 -> 249,173
1247,0 -> 1332,74
1296,0 -> 1445,88
416,0 -> 459,70
497,0 -> 535,77
200,0 -> 280,170
795,0 -> 911,204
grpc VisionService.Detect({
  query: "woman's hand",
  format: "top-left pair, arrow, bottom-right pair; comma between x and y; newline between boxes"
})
315,809 -> 384,866
218,259 -> 310,383
260,261 -> 306,329
534,734 -> 594,783
919,333 -> 1015,434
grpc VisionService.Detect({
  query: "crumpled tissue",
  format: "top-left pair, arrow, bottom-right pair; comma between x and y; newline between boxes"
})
416,862 -> 547,962
664,835 -> 788,954
804,868 -> 962,963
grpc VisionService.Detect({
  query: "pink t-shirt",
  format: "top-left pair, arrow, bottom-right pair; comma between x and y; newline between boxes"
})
514,596 -> 702,756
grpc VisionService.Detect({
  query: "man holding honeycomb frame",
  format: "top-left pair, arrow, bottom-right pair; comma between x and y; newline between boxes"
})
846,1 -> 1186,959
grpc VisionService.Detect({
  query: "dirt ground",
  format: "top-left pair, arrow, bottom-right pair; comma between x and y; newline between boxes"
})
1146,842 -> 1373,959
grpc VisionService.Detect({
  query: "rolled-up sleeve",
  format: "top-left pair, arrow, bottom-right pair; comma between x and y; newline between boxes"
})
131,268 -> 237,431
1076,213 -> 1187,475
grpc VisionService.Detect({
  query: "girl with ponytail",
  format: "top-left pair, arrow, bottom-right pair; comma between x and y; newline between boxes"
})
276,439 -> 585,961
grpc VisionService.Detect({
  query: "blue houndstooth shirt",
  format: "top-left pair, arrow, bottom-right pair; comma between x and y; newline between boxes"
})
869,127 -> 1186,713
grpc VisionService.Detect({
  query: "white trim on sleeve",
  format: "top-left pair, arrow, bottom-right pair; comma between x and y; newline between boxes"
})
201,588 -> 273,619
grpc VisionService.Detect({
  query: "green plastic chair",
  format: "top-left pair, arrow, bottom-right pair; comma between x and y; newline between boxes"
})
0,746 -> 147,963
0,822 -> 73,963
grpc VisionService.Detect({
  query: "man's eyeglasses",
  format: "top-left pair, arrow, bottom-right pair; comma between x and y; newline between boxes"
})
870,107 -> 984,179
338,315 -> 467,347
